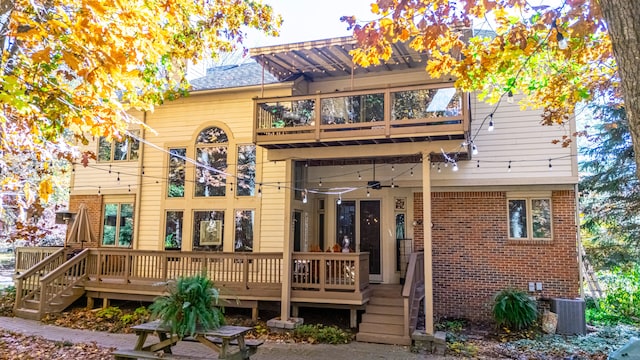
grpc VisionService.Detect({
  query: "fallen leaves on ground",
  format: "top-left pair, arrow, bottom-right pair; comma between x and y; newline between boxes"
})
0,330 -> 114,360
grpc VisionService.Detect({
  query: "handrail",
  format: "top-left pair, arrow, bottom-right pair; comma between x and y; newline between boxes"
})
402,252 -> 425,336
38,249 -> 89,316
15,247 -> 63,274
14,248 -> 66,313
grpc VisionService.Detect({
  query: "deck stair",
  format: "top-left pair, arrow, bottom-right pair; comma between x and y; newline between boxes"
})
14,249 -> 88,320
356,284 -> 411,345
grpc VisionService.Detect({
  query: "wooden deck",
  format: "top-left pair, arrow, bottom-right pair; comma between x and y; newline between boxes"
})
14,248 -> 371,317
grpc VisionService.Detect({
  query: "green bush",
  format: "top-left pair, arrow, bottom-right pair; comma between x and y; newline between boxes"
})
492,288 -> 538,331
586,265 -> 640,326
293,324 -> 352,344
97,306 -> 123,319
149,275 -> 225,339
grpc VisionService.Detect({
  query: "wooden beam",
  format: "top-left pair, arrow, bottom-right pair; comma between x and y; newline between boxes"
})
266,140 -> 462,161
421,152 -> 434,335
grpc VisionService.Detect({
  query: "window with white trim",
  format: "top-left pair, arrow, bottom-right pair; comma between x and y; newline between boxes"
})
102,202 -> 134,247
508,198 -> 552,240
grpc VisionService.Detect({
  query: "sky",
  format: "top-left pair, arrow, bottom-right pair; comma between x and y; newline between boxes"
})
245,0 -> 376,47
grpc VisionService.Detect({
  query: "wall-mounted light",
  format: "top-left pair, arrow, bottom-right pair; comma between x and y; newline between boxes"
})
412,220 -> 422,226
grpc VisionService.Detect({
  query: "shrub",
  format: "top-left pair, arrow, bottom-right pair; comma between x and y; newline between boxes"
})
492,288 -> 538,331
149,275 -> 224,339
293,324 -> 352,344
586,265 -> 640,326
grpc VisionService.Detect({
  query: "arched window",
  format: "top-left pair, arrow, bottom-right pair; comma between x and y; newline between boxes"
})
195,127 -> 228,197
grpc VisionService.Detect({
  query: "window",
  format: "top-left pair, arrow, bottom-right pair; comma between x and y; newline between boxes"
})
236,145 -> 256,196
102,203 -> 134,247
234,210 -> 254,252
195,127 -> 228,197
164,211 -> 183,250
98,131 -> 140,162
168,148 -> 186,197
193,210 -> 224,251
508,198 -> 552,240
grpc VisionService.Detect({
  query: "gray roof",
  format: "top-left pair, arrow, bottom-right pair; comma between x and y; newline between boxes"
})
189,62 -> 280,91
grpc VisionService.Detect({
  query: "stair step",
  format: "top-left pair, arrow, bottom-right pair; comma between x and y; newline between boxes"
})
359,322 -> 404,335
14,308 -> 41,321
369,296 -> 404,306
361,313 -> 404,325
356,332 -> 411,346
365,304 -> 404,316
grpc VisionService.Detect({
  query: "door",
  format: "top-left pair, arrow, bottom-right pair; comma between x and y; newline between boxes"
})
336,200 -> 381,282
360,200 -> 381,282
293,211 -> 302,252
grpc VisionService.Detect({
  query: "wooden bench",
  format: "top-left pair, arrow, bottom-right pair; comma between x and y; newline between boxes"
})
112,349 -> 208,359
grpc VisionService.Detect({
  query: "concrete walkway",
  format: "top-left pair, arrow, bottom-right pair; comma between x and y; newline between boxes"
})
0,317 -> 449,359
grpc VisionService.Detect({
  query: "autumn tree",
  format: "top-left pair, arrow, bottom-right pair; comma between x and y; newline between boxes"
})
345,1 -> 640,171
0,0 -> 281,243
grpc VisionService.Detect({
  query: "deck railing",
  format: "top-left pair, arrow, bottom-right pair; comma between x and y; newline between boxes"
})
14,248 -> 66,312
402,252 -> 425,337
14,248 -> 371,306
15,247 -> 62,274
254,83 -> 469,146
39,249 -> 89,315
291,252 -> 369,293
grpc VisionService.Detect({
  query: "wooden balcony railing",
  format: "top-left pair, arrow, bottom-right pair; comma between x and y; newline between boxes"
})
254,83 -> 470,148
14,248 -> 371,306
291,252 -> 369,293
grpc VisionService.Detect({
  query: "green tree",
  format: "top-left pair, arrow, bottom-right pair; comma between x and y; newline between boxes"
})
580,104 -> 640,270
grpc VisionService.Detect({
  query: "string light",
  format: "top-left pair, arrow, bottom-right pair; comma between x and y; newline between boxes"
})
488,114 -> 495,132
452,163 -> 459,172
302,189 -> 308,204
508,161 -> 512,172
98,186 -> 101,195
366,189 -> 370,197
410,168 -> 414,176
337,194 -> 342,205
548,159 -> 553,170
391,164 -> 395,171
230,182 -> 234,193
108,164 -> 112,174
358,171 -> 361,180
557,31 -> 568,50
477,160 -> 480,168
437,165 -> 441,173
258,184 -> 262,197
128,185 -> 131,192
319,178 -> 322,187
507,91 -> 514,104
117,172 -> 120,183
277,182 -> 281,190
471,143 -> 478,155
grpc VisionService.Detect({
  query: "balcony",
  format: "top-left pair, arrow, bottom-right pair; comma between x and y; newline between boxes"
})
254,83 -> 470,149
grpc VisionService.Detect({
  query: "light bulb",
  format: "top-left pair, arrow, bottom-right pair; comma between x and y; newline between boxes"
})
472,144 -> 478,155
358,172 -> 362,180
366,190 -> 370,197
557,32 -> 568,50
452,163 -> 459,172
548,159 -> 553,170
337,197 -> 342,205
508,161 -> 512,172
319,178 -> 322,187
488,114 -> 494,131
507,91 -> 514,104
302,190 -> 308,204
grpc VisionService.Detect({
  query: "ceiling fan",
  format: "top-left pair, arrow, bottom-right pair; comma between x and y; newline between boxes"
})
367,160 -> 396,190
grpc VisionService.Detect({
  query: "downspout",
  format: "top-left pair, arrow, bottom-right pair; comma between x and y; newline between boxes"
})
575,183 -> 584,299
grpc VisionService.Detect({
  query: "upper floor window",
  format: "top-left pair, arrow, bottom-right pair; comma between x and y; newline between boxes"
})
236,145 -> 256,196
98,130 -> 140,162
508,198 -> 552,240
168,148 -> 186,198
195,127 -> 227,197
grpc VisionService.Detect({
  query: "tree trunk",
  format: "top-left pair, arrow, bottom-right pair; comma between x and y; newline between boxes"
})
598,0 -> 640,177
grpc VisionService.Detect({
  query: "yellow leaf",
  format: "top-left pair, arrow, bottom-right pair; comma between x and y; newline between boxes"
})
371,3 -> 379,14
38,179 -> 54,203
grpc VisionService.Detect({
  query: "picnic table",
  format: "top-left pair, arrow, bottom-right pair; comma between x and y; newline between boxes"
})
113,320 -> 262,360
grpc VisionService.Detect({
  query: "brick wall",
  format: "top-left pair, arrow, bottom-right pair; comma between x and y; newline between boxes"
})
414,190 -> 579,321
68,195 -> 103,248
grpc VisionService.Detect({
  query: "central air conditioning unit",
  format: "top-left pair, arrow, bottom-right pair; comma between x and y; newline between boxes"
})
550,298 -> 586,335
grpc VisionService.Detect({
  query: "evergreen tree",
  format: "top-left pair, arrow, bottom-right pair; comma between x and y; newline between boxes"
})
580,104 -> 640,269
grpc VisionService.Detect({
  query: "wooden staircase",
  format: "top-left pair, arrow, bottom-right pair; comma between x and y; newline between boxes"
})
14,249 -> 88,320
356,284 -> 411,345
